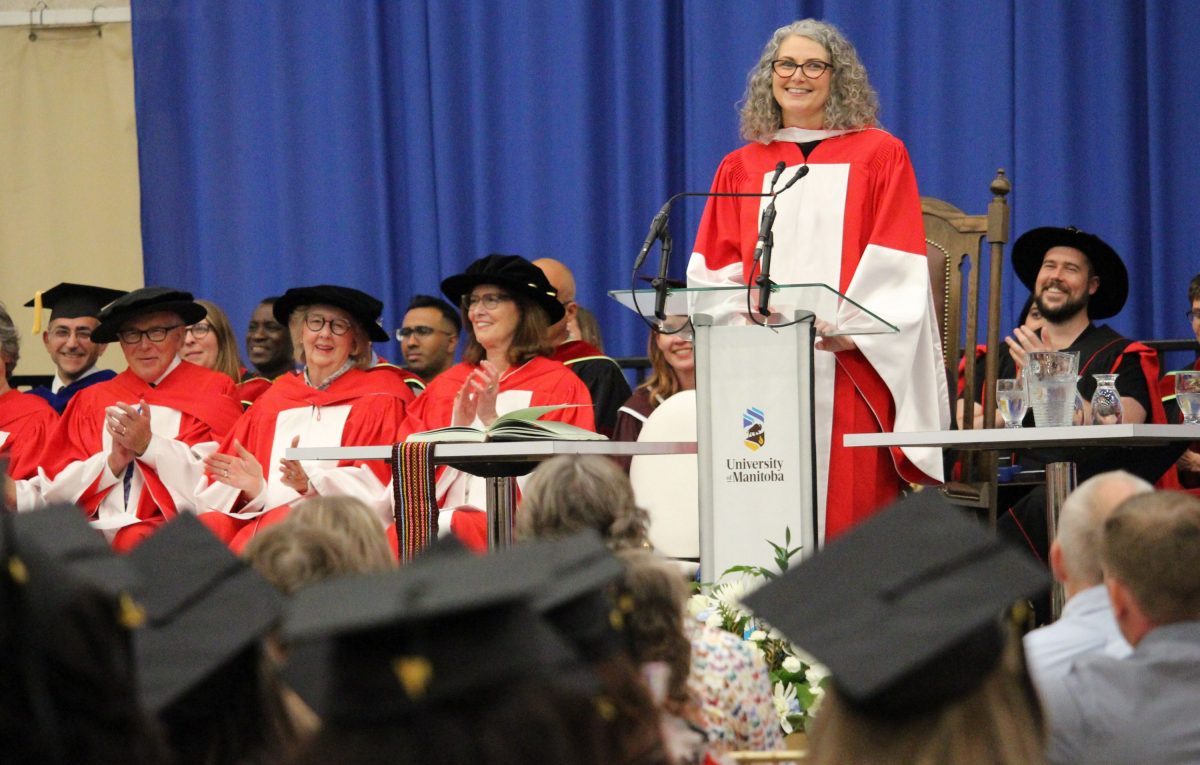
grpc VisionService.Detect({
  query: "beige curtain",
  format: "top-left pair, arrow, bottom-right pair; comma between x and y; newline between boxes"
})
0,22 -> 142,376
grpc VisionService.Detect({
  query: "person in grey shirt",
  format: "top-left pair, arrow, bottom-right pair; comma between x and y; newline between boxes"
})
1042,491 -> 1200,765
1024,471 -> 1150,686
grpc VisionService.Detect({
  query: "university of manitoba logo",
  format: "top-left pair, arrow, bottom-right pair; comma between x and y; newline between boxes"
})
743,407 -> 766,451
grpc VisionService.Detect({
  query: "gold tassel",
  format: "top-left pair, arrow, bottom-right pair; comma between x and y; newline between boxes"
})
30,291 -> 44,334
392,656 -> 433,699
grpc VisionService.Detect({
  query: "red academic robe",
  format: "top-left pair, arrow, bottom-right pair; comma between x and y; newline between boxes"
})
395,356 -> 595,547
0,389 -> 58,480
193,366 -> 415,543
26,362 -> 242,549
687,127 -> 949,540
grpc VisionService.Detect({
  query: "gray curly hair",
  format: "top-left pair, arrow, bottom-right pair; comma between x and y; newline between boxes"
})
739,18 -> 880,142
0,303 -> 20,376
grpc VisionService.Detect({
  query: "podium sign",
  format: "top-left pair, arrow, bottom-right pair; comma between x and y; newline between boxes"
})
694,312 -> 817,581
611,285 -> 896,581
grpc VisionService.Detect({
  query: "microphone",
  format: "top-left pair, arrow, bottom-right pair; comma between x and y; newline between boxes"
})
633,200 -> 672,272
751,162 -> 791,268
768,160 -> 787,191
776,163 -> 809,194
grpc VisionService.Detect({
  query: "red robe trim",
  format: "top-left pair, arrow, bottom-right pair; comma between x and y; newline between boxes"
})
0,389 -> 58,479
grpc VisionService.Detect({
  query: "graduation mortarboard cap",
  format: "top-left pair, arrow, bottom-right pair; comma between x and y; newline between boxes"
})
515,531 -> 629,660
272,285 -> 391,342
24,282 -> 128,334
91,287 -> 208,344
742,490 -> 1049,718
282,543 -> 588,722
2,504 -> 145,630
127,514 -> 284,713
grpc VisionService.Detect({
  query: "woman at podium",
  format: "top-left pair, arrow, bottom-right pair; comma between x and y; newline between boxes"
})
686,19 -> 948,539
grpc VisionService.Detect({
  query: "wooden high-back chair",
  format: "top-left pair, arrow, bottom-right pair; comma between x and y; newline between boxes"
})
921,171 -> 1011,521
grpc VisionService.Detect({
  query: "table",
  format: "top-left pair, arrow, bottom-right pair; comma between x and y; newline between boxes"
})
287,441 -> 698,549
845,424 -> 1200,615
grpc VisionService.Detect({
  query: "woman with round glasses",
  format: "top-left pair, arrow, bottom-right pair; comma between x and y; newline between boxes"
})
194,286 -> 415,549
686,19 -> 948,540
396,254 -> 594,548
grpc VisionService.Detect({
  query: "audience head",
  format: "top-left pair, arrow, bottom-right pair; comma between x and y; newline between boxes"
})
441,254 -> 561,366
744,490 -> 1049,765
274,285 -> 389,375
532,258 -> 579,346
1102,491 -> 1200,644
741,18 -> 879,140
287,494 -> 396,571
614,549 -> 693,712
244,524 -> 374,596
1,505 -> 166,764
246,296 -> 294,378
397,294 -> 460,381
181,298 -> 242,381
1012,226 -> 1127,322
91,287 -> 206,383
128,515 -> 294,765
283,547 -> 610,765
519,454 -> 650,550
26,282 -> 125,385
1052,471 -> 1153,597
0,303 -> 19,384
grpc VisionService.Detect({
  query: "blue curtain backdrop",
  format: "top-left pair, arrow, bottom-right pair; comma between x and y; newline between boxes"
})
130,0 -> 1200,367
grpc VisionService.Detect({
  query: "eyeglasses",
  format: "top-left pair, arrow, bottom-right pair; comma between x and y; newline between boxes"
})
117,325 -> 183,345
464,293 -> 512,311
185,322 -> 211,338
771,58 -> 834,78
395,325 -> 454,341
1187,309 -> 1200,321
48,327 -> 93,341
304,314 -> 353,335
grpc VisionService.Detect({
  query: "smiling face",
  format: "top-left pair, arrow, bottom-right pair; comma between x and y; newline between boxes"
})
118,311 -> 185,383
42,316 -> 106,383
655,326 -> 695,379
467,284 -> 519,354
1191,298 -> 1200,344
246,302 -> 292,375
771,35 -> 833,129
181,321 -> 220,370
301,305 -> 357,379
1034,246 -> 1098,322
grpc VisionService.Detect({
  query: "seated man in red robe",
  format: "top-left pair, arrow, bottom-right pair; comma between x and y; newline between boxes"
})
12,287 -> 243,551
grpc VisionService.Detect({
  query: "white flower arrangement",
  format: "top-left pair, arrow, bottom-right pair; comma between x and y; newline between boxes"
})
687,528 -> 829,735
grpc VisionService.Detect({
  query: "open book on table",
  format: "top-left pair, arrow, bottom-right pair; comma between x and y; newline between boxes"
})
405,405 -> 607,443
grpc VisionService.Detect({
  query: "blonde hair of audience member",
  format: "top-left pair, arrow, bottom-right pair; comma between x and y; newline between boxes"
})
518,455 -> 650,550
1052,471 -> 1152,598
615,549 -> 693,712
287,304 -> 374,371
189,299 -> 242,381
243,523 -> 369,596
807,626 -> 1047,765
288,494 -> 396,572
1102,491 -> 1200,635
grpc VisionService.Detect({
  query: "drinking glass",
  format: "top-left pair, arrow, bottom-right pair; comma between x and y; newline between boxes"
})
1177,371 -> 1200,425
996,378 -> 1027,428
